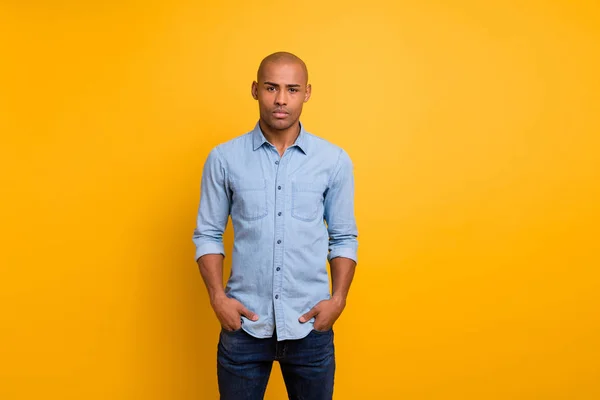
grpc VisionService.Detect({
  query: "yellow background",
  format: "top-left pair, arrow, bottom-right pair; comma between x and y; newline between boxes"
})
1,1 -> 599,399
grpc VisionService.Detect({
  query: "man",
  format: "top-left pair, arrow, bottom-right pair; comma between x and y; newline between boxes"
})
192,51 -> 358,400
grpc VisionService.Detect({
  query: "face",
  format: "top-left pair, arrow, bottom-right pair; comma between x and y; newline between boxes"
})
252,61 -> 311,132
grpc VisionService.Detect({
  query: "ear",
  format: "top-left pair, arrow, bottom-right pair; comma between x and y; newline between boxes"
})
304,83 -> 312,103
251,81 -> 259,100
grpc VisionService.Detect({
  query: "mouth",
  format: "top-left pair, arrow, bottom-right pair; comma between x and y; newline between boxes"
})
273,110 -> 289,118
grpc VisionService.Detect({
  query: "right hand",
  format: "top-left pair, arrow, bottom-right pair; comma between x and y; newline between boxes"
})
211,293 -> 259,331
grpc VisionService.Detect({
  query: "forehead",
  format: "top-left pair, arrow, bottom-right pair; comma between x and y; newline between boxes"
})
258,61 -> 307,84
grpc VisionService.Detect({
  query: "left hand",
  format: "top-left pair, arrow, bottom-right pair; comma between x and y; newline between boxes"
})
298,296 -> 346,331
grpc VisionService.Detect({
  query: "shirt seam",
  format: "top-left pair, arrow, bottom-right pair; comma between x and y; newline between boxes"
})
326,148 -> 344,189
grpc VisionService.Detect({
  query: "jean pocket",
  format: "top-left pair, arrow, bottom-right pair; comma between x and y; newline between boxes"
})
292,181 -> 325,222
232,179 -> 268,221
311,327 -> 333,335
221,326 -> 244,334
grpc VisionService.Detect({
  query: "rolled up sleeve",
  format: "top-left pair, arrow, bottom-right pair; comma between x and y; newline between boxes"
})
192,147 -> 231,261
324,149 -> 358,264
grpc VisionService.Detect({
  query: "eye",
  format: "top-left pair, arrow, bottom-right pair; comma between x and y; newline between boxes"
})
266,86 -> 276,92
289,88 -> 298,93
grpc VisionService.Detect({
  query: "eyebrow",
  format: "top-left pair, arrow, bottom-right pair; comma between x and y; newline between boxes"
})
263,82 -> 302,88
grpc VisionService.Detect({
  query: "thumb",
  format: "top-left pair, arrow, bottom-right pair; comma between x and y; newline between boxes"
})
299,307 -> 318,323
238,304 -> 259,321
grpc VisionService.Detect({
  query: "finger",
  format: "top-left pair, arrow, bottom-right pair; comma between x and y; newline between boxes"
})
299,307 -> 318,323
218,315 -> 237,331
222,315 -> 242,331
238,305 -> 259,321
223,324 -> 239,332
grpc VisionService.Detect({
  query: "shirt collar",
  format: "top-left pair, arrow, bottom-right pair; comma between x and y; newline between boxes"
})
252,121 -> 309,155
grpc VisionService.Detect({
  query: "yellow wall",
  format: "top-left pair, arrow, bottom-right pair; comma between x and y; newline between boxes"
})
1,1 -> 599,399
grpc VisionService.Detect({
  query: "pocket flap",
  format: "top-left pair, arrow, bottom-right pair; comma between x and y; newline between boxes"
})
293,181 -> 326,193
233,178 -> 266,192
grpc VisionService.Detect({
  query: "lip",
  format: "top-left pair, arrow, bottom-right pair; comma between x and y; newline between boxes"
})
273,111 -> 289,118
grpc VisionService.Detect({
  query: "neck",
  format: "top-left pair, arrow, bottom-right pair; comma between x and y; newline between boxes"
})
259,120 -> 301,156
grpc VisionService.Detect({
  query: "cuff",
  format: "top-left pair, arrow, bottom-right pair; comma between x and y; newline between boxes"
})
327,247 -> 358,264
195,242 -> 225,262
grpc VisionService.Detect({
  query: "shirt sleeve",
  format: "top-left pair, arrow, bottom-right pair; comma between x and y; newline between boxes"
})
323,148 -> 359,264
192,147 -> 231,261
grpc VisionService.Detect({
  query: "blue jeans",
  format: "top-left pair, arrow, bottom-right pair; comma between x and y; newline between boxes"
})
217,327 -> 335,400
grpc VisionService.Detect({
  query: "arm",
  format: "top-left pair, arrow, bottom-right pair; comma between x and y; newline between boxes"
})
193,147 -> 230,261
330,256 -> 357,307
197,253 -> 226,305
193,148 -> 258,330
299,149 -> 358,330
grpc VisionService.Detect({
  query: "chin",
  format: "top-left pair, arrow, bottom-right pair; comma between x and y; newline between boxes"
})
269,118 -> 295,131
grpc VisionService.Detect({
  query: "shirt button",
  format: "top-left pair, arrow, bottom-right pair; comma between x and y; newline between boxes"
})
278,212 -> 282,216
275,295 -> 279,299
277,186 -> 281,190
276,267 -> 281,271
277,240 -> 281,244
275,161 -> 279,165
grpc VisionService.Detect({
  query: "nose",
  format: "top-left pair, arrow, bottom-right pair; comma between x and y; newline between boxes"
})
275,89 -> 287,106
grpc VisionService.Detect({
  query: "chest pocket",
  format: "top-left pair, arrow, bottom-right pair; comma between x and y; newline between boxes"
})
292,181 -> 326,222
232,179 -> 268,221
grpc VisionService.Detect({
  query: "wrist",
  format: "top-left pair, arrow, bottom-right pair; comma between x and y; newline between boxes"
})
210,291 -> 227,306
331,294 -> 347,308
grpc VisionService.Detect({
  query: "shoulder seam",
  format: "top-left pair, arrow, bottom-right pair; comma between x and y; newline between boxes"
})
327,147 -> 344,188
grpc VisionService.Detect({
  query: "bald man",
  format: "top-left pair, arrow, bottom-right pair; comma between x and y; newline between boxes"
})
193,52 -> 358,400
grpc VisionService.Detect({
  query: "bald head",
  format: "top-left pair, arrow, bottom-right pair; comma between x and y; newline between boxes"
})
257,52 -> 308,84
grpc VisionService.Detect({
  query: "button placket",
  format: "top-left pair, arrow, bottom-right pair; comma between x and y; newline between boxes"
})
272,148 -> 287,335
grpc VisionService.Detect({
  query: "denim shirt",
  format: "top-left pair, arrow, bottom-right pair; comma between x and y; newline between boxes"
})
192,122 -> 358,341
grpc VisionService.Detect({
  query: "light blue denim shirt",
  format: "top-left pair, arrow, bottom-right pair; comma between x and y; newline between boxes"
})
193,122 -> 358,341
